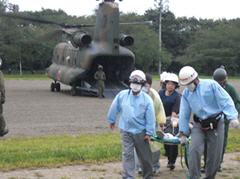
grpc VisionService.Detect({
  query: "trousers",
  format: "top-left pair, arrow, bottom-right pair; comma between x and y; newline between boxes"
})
121,130 -> 153,179
189,119 -> 224,179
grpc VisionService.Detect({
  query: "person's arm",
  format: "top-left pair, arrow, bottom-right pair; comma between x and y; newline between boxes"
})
213,82 -> 238,120
94,71 -> 98,80
145,98 -> 156,136
107,92 -> 121,126
178,92 -> 191,135
103,72 -> 106,81
172,93 -> 181,114
152,89 -> 166,126
0,72 -> 5,104
157,98 -> 166,126
228,84 -> 240,113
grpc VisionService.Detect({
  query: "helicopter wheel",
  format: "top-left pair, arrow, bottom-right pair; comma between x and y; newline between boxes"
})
50,82 -> 55,92
70,86 -> 77,96
56,83 -> 61,92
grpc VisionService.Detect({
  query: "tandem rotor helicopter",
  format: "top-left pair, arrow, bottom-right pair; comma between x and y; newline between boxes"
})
0,0 -> 152,97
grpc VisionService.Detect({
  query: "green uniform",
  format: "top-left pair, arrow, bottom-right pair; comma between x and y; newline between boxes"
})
221,83 -> 240,162
94,69 -> 106,98
0,70 -> 7,135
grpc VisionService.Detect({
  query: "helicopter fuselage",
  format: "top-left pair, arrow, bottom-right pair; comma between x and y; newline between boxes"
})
46,41 -> 135,89
47,1 -> 135,93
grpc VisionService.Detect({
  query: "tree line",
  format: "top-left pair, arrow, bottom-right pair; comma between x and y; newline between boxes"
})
1,0 -> 240,75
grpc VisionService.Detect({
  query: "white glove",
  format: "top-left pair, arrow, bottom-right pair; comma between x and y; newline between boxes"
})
179,135 -> 188,145
230,119 -> 240,128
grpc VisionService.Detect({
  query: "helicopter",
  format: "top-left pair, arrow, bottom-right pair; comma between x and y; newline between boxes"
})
0,0 -> 152,97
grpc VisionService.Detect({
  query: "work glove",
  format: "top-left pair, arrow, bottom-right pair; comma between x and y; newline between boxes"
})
180,135 -> 188,145
179,134 -> 188,145
229,119 -> 240,128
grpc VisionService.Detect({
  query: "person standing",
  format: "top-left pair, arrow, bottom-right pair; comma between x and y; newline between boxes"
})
94,65 -> 106,98
178,66 -> 239,179
107,70 -> 156,179
0,59 -> 8,136
159,73 -> 181,170
213,66 -> 240,170
201,66 -> 240,173
135,73 -> 166,174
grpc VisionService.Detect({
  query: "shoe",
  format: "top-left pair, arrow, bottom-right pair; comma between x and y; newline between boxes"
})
168,163 -> 175,170
0,128 -> 9,137
137,169 -> 142,175
200,167 -> 205,173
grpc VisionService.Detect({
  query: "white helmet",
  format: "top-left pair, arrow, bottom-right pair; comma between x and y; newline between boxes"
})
179,66 -> 198,85
164,73 -> 179,84
160,71 -> 169,82
129,70 -> 146,84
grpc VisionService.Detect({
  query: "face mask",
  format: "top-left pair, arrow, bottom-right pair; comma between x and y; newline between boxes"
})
130,83 -> 142,93
186,82 -> 196,92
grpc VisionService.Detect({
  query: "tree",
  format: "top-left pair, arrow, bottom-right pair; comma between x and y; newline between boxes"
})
176,20 -> 240,75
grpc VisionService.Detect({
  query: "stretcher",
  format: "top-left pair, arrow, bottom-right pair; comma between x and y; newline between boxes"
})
150,133 -> 190,169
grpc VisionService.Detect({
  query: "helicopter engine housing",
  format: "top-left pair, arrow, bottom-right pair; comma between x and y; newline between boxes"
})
119,33 -> 134,46
71,32 -> 92,48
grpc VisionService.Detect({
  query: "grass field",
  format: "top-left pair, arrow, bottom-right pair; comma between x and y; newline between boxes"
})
0,129 -> 239,171
5,74 -> 48,80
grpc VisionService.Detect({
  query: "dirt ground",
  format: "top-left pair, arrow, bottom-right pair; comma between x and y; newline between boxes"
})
0,152 -> 239,179
1,79 -> 240,178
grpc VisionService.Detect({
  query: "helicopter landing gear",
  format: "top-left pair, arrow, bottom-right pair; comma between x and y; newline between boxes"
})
70,86 -> 77,96
51,82 -> 61,92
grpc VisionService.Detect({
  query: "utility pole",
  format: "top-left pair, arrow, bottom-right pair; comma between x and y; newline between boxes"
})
158,0 -> 162,75
19,48 -> 22,76
19,58 -> 22,76
155,0 -> 168,75
155,0 -> 163,75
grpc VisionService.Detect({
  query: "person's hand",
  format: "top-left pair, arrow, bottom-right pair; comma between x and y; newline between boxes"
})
109,123 -> 115,130
178,132 -> 188,145
159,123 -> 164,131
144,135 -> 150,142
230,119 -> 239,128
189,122 -> 193,129
179,135 -> 188,145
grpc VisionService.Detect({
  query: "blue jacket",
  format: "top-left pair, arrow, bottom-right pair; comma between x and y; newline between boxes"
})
107,89 -> 156,136
179,79 -> 238,134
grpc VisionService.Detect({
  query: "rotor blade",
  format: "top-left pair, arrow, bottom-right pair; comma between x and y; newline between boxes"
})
120,21 -> 153,25
0,12 -> 94,28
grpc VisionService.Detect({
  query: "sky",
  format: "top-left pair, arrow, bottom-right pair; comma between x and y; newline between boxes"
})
8,0 -> 240,20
